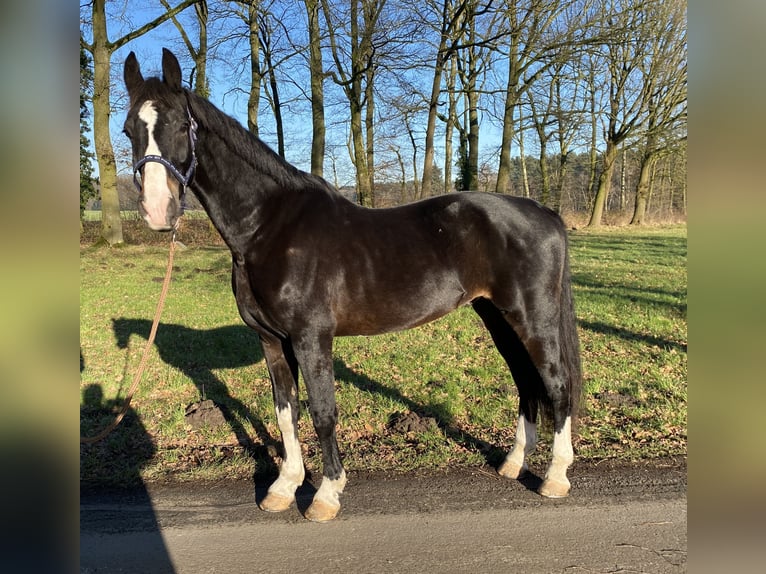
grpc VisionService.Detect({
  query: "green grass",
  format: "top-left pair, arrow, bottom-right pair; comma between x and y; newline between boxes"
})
80,225 -> 687,485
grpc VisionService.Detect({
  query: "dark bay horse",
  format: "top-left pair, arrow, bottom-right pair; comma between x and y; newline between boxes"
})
123,49 -> 582,522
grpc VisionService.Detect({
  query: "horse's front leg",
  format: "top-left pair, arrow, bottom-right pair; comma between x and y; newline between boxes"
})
258,334 -> 305,513
293,331 -> 346,522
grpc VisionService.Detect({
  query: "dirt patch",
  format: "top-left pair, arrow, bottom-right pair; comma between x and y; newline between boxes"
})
184,400 -> 227,430
388,411 -> 439,434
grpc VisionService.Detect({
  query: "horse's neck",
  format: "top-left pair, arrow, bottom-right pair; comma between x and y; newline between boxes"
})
190,131 -> 267,249
190,123 -> 307,253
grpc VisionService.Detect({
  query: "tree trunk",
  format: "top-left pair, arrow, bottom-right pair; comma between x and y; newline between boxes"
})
519,119 -> 529,198
91,1 -> 123,245
495,84 -> 517,195
349,0 -> 370,206
443,54 -> 457,194
421,0 -> 457,198
464,8 -> 481,192
619,146 -> 627,212
466,80 -> 479,191
350,98 -> 370,206
160,0 -> 208,96
263,44 -> 285,158
538,141 -> 549,206
421,51 -> 446,198
588,139 -> 619,227
365,59 -> 376,206
305,0 -> 325,177
495,15 -> 520,195
404,118 -> 420,200
321,0 -> 371,205
194,1 -> 208,96
247,2 -> 261,135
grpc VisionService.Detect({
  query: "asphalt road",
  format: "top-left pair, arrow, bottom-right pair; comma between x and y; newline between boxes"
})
80,457 -> 686,573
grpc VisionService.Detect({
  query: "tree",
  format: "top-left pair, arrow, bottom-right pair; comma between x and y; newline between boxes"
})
494,0 -> 586,195
420,0 -> 471,198
586,0 -> 686,227
258,9 -> 287,157
160,0 -> 210,97
454,1 -> 490,192
81,0 -> 199,245
304,0 -> 326,176
80,42 -> 97,219
630,0 -> 687,225
222,1 -> 263,135
321,0 -> 383,206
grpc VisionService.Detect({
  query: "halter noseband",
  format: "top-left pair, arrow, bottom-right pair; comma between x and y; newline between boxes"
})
132,105 -> 198,209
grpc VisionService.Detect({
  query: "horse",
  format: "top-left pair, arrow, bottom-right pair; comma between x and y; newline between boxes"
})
123,49 -> 582,522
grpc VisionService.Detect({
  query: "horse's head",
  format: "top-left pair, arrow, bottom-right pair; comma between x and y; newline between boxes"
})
123,49 -> 197,231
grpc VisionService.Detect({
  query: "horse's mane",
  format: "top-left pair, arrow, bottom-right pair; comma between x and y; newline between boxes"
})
183,88 -> 326,193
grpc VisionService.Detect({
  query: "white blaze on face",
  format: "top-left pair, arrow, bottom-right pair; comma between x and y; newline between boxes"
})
138,101 -> 175,229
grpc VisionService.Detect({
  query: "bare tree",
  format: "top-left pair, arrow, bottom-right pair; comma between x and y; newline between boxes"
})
258,10 -> 287,157
442,53 -> 459,193
454,1 -> 494,191
419,0 -> 472,198
82,0 -> 199,245
304,0 -> 326,176
494,0 -> 587,195
321,0 -> 381,205
587,0 -> 686,227
630,0 -> 687,225
222,1 -> 264,135
160,0 -> 209,96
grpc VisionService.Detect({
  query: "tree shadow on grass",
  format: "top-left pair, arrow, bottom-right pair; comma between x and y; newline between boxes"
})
579,320 -> 687,353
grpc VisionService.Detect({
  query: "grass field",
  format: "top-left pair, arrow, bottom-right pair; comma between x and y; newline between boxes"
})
80,225 -> 686,486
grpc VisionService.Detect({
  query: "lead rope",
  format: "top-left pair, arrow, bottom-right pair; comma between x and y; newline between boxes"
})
80,233 -> 178,444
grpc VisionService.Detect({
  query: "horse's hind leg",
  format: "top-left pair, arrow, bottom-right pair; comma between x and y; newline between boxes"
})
473,298 -> 540,479
515,316 -> 575,498
473,296 -> 575,497
259,335 -> 305,513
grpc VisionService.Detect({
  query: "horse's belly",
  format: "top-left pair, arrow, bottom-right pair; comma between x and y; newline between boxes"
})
332,281 -> 471,337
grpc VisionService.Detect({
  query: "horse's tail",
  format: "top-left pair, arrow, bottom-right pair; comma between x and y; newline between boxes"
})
559,235 -> 583,431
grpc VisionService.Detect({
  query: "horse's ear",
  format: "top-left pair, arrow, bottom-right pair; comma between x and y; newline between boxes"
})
123,52 -> 144,96
162,48 -> 182,90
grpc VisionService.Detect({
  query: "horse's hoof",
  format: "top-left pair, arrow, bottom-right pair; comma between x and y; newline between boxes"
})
304,499 -> 340,523
497,460 -> 527,480
539,479 -> 570,498
259,492 -> 294,513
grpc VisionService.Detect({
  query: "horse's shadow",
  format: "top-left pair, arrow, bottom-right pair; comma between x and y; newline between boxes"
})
333,359 -> 543,492
111,318 -> 278,479
111,318 -> 541,496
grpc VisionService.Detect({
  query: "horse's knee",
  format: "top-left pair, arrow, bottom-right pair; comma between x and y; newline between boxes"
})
309,406 -> 337,436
